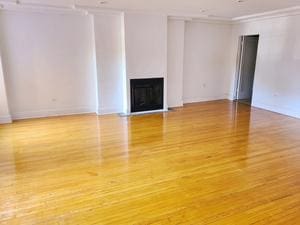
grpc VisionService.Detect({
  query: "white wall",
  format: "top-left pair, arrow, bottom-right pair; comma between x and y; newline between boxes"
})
1,8 -> 299,121
230,15 -> 300,118
0,53 -> 11,123
183,21 -> 232,103
0,11 -> 98,120
124,12 -> 167,78
93,12 -> 124,115
123,12 -> 168,113
167,19 -> 185,108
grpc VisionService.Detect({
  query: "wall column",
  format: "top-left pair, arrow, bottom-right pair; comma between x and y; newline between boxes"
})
0,53 -> 11,124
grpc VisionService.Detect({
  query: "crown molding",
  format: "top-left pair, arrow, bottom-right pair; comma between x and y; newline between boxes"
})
168,15 -> 232,24
76,6 -> 123,16
0,0 -> 14,4
0,1 -> 87,15
190,17 -> 232,25
233,6 -> 300,23
168,16 -> 192,21
75,4 -> 169,17
0,2 -> 299,23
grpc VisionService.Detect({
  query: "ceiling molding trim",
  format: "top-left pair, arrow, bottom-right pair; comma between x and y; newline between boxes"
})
119,8 -> 167,16
76,6 -> 123,16
233,6 -> 300,23
19,2 -> 75,9
168,16 -> 192,21
0,2 -> 299,23
190,17 -> 232,25
0,0 -> 16,3
0,2 -> 88,15
77,6 -> 169,16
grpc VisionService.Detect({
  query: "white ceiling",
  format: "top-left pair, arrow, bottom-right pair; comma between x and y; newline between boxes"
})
4,0 -> 300,19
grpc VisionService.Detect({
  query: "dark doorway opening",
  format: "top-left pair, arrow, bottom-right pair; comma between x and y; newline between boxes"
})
235,35 -> 259,105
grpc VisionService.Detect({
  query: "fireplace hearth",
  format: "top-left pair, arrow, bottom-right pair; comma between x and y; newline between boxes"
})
130,78 -> 164,113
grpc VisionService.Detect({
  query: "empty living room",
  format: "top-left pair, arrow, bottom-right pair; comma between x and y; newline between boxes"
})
1,0 -> 300,224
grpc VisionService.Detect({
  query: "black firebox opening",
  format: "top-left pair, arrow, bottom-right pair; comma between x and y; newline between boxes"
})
130,78 -> 164,113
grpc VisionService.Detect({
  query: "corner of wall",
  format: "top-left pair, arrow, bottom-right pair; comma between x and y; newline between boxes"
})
252,100 -> 300,119
89,13 -> 100,116
0,54 -> 12,124
0,115 -> 12,124
120,12 -> 129,115
98,107 -> 121,115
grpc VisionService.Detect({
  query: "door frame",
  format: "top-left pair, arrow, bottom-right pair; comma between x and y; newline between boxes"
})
233,34 -> 259,102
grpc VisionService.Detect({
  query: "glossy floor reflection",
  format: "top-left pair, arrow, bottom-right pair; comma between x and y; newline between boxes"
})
0,100 -> 300,224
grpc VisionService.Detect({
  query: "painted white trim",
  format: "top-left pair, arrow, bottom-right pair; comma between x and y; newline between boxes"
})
11,107 -> 96,120
227,92 -> 236,101
97,108 -> 121,115
0,115 -> 12,124
77,7 -> 123,16
0,2 -> 300,23
168,16 -> 232,24
89,14 -> 100,118
0,1 -> 88,15
233,6 -> 300,23
168,102 -> 184,108
168,16 -> 192,21
0,0 -> 15,2
76,5 -> 167,16
18,2 -> 75,10
191,18 -> 232,25
252,101 -> 300,119
183,95 -> 229,104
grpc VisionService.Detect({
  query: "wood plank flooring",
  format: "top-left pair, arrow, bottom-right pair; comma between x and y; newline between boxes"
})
0,100 -> 300,224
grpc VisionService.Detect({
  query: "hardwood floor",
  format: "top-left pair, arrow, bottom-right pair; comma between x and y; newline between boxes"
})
0,100 -> 300,225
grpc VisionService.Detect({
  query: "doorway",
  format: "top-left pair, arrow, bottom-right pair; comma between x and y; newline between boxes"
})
235,35 -> 259,105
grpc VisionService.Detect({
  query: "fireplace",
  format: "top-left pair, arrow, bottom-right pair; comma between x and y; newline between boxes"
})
130,78 -> 164,113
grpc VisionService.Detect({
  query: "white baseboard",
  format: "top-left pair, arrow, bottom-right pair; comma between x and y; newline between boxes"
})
183,95 -> 229,104
252,101 -> 300,119
168,102 -> 184,108
227,92 -> 235,101
12,107 -> 96,120
0,115 -> 12,124
97,107 -> 122,115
